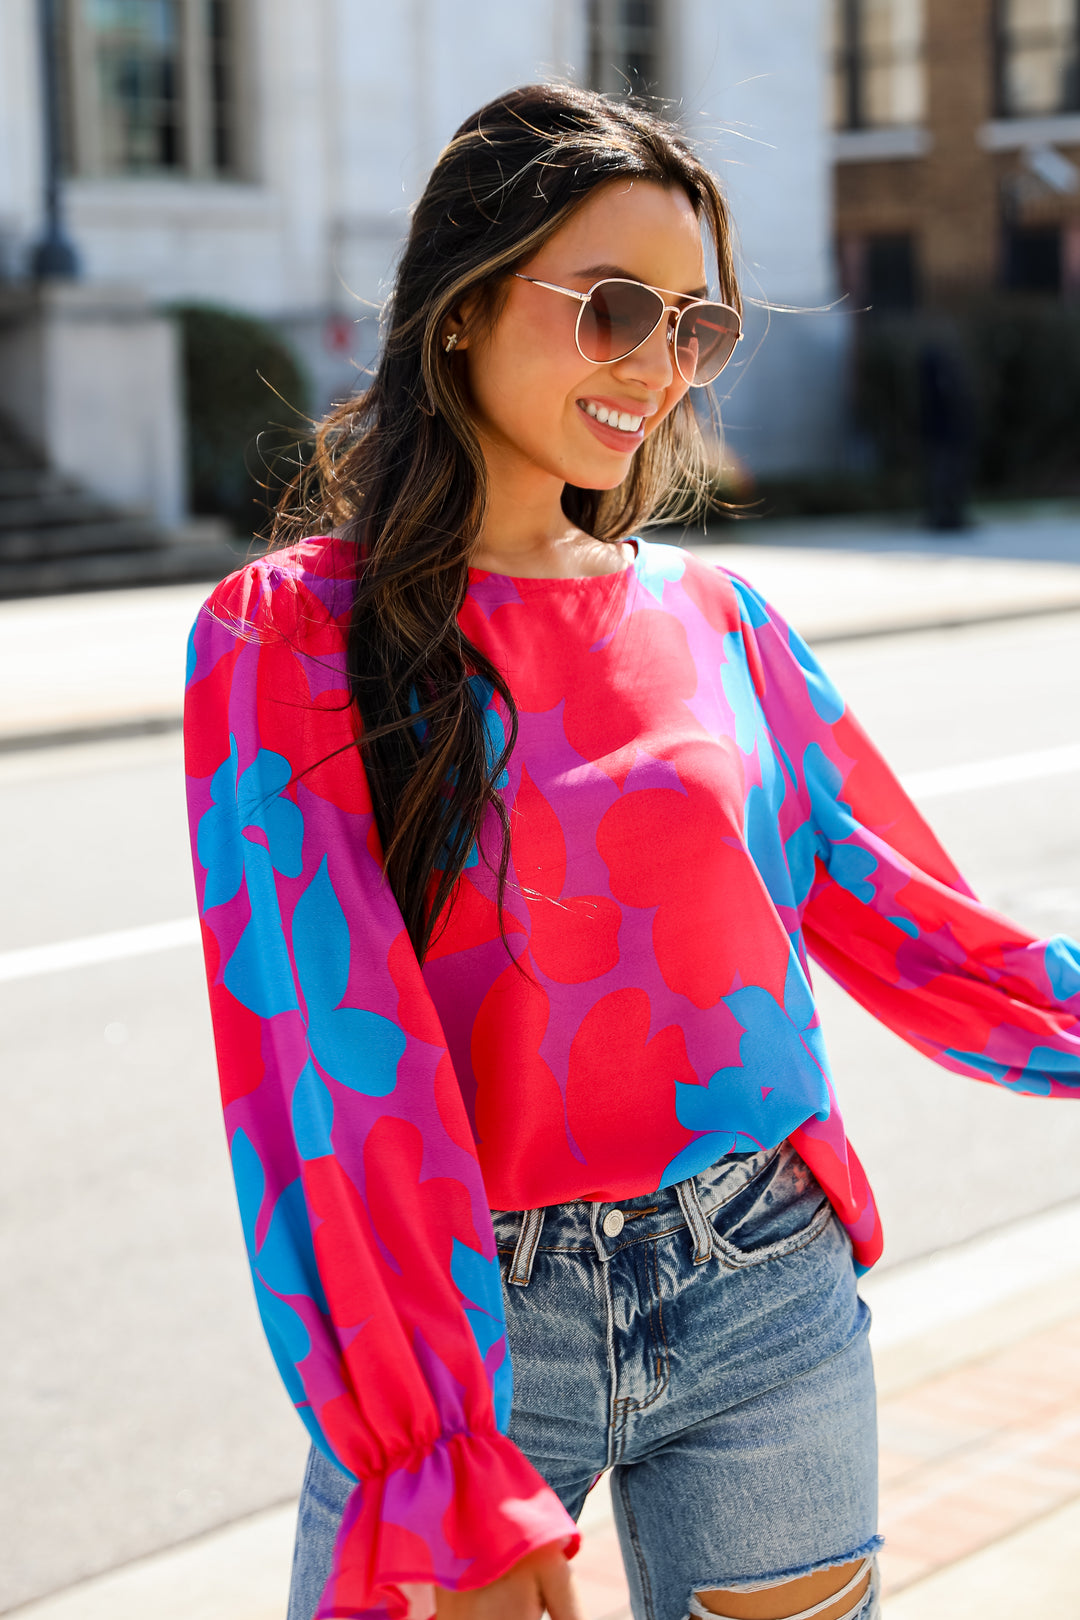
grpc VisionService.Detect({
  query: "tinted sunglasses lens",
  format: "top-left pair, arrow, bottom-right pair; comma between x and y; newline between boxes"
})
676,304 -> 741,384
578,280 -> 665,363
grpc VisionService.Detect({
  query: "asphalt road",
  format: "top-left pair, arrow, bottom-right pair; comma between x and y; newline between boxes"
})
3,607 -> 1080,1608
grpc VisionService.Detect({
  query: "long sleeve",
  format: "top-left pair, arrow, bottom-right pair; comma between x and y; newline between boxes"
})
183,549 -> 577,1620
730,572 -> 1080,1100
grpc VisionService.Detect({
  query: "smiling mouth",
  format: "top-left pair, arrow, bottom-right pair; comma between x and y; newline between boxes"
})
577,400 -> 645,433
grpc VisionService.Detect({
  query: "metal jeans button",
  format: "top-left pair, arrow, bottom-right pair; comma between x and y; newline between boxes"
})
602,1208 -> 625,1237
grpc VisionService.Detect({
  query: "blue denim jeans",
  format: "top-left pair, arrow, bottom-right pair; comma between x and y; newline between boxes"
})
288,1144 -> 881,1620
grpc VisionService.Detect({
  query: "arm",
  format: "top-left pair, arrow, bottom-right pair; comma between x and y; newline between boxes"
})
184,555 -> 577,1620
730,573 -> 1080,1096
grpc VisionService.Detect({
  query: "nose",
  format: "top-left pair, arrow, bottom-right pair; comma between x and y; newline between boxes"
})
611,309 -> 680,392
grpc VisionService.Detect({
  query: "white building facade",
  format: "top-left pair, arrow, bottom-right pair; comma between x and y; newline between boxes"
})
0,0 -> 845,495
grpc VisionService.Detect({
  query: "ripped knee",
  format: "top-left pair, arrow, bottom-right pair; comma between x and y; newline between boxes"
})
689,1554 -> 876,1620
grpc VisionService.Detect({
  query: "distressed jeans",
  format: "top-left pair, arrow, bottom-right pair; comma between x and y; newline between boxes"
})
289,1144 -> 880,1620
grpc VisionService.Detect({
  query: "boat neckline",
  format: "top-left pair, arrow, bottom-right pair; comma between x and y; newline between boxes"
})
467,538 -> 641,586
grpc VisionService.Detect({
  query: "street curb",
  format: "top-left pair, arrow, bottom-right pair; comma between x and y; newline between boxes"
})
3,595 -> 1080,757
860,1196 -> 1080,1398
870,1266 -> 1080,1399
0,714 -> 183,755
808,595 -> 1080,646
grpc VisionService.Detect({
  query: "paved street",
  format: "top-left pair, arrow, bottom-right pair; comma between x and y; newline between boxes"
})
0,735 -> 309,1610
804,606 -> 1080,1263
2,532 -> 1080,1610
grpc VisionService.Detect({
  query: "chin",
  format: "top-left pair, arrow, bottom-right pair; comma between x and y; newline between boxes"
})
566,458 -> 636,492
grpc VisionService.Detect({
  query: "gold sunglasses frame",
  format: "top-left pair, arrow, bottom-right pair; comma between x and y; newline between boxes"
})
513,273 -> 742,387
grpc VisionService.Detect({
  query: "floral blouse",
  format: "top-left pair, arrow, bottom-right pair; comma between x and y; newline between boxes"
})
184,535 -> 1080,1618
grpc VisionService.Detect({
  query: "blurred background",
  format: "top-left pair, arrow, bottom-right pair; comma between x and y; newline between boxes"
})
0,0 -> 849,578
2,0 -> 1080,569
2,4 -> 1080,1618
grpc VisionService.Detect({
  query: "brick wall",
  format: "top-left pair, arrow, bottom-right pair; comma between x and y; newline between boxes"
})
834,0 -> 1080,304
921,0 -> 998,296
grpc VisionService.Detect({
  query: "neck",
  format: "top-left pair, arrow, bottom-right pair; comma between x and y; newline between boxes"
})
469,442 -> 628,580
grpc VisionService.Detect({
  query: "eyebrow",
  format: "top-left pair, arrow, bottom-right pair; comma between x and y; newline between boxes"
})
574,263 -> 710,299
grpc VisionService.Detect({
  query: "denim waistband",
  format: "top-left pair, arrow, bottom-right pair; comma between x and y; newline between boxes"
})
491,1145 -> 781,1286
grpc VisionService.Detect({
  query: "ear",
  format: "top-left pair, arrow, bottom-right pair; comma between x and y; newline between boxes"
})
442,288 -> 486,354
441,298 -> 468,354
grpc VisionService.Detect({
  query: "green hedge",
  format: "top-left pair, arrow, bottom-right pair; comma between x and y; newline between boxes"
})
175,304 -> 310,537
692,298 -> 1080,523
855,299 -> 1080,498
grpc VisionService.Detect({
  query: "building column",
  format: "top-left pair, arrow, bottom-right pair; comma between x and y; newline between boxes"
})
921,0 -> 1000,302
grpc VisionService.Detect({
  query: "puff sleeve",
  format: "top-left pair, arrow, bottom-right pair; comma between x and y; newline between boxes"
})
183,550 -> 577,1620
729,572 -> 1080,1103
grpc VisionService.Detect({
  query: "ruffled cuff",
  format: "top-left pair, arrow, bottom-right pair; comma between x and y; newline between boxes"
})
317,1430 -> 581,1620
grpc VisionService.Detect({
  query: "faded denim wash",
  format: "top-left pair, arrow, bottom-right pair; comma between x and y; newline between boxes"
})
288,1145 -> 880,1620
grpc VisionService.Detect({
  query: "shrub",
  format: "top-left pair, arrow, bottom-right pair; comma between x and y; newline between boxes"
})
965,300 -> 1080,490
175,304 -> 310,537
855,299 -> 1080,499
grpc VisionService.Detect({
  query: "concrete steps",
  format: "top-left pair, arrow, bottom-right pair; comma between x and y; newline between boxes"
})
0,416 -> 245,598
0,518 -> 166,562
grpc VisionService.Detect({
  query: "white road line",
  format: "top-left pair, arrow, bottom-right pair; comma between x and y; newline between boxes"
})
1,742 -> 1079,988
0,917 -> 200,984
900,740 -> 1080,800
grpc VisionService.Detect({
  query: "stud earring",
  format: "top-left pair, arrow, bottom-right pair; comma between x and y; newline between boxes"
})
444,332 -> 459,353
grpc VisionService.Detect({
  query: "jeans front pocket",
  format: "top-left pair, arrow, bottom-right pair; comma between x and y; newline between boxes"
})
707,1143 -> 833,1268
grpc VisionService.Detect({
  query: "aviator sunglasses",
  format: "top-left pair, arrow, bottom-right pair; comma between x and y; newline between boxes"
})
514,273 -> 742,387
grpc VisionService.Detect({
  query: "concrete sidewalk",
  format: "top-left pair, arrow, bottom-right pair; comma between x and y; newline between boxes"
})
11,1199 -> 1080,1620
2,507 -> 1079,748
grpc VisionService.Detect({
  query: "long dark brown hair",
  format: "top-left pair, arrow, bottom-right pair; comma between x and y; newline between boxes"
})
274,83 -> 739,961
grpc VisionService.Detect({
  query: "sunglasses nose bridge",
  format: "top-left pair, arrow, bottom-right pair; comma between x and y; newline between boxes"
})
659,304 -> 699,383
634,289 -> 670,350
622,295 -> 679,375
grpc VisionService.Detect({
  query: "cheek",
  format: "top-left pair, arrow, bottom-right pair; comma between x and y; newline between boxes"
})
471,337 -> 587,435
473,298 -> 587,408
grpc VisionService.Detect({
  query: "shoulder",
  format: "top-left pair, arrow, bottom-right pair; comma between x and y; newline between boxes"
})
195,535 -> 355,647
184,536 -> 362,780
632,537 -> 765,633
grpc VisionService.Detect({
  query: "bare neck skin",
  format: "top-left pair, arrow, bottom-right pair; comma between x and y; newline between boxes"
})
468,443 -> 631,580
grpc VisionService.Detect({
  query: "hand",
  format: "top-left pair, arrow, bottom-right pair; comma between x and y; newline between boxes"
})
434,1543 -> 583,1620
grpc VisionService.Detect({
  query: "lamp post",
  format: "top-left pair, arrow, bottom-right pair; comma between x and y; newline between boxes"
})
30,0 -> 81,278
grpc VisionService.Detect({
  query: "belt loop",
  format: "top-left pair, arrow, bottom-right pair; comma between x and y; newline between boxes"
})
508,1206 -> 545,1287
676,1177 -> 713,1265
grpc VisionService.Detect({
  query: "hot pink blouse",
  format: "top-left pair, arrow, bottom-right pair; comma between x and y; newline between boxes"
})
185,535 -> 1080,1618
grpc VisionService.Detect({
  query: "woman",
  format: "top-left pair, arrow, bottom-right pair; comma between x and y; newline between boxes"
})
184,85 -> 1080,1620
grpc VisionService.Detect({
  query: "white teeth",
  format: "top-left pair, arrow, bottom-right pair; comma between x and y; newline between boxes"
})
579,402 -> 645,433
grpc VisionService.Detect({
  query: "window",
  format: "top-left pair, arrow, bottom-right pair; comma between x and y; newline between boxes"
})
866,232 -> 920,308
831,0 -> 925,130
996,0 -> 1080,116
838,231 -> 920,310
62,0 -> 242,178
587,0 -> 665,97
1004,222 -> 1063,289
